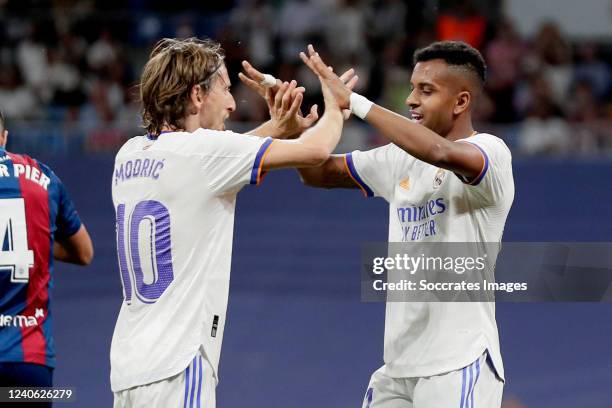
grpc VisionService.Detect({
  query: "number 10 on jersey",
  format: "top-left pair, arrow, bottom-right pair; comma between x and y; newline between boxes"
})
116,200 -> 174,304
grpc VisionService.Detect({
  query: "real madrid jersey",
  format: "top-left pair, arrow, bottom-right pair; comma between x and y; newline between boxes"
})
110,129 -> 273,392
344,133 -> 514,380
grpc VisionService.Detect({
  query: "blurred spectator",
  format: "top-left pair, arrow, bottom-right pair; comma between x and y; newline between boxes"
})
436,0 -> 487,49
471,91 -> 495,123
175,20 -> 196,39
527,22 -> 573,108
81,63 -> 128,126
230,0 -> 275,71
567,80 -> 602,123
518,74 -> 571,155
0,0 -> 609,157
0,64 -> 41,119
367,0 -> 407,42
324,0 -> 367,61
87,29 -> 119,73
375,38 -> 412,131
573,42 -> 611,100
47,49 -> 85,109
16,22 -> 48,95
231,81 -> 269,124
566,80 -> 606,154
278,0 -> 324,63
485,19 -> 524,123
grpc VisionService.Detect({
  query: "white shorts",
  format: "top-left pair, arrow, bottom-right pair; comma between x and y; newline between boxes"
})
114,353 -> 216,408
362,352 -> 503,408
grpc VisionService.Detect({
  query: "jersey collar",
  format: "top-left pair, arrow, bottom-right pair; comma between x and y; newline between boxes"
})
147,130 -> 174,140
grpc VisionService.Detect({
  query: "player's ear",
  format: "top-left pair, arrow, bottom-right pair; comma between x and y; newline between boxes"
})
189,84 -> 204,114
191,84 -> 205,104
453,91 -> 471,116
0,130 -> 7,148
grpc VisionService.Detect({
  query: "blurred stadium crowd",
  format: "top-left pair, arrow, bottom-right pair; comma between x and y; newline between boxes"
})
0,0 -> 611,155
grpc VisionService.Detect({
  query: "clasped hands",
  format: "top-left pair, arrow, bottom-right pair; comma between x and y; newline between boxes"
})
239,45 -> 358,139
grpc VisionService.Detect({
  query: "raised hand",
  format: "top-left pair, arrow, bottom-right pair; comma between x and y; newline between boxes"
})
239,61 -> 288,100
239,60 -> 318,137
265,80 -> 317,138
299,44 -> 356,110
336,67 -> 359,120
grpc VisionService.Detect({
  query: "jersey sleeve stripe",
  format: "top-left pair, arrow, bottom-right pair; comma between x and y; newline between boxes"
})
189,356 -> 197,407
470,358 -> 481,407
344,153 -> 374,197
460,366 -> 467,408
250,137 -> 274,185
197,356 -> 203,407
183,363 -> 190,408
455,141 -> 489,186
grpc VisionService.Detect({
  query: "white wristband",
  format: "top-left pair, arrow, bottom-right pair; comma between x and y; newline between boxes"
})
349,92 -> 373,120
260,74 -> 277,88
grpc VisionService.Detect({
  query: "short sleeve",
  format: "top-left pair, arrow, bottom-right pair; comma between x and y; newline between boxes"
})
198,131 -> 274,194
56,182 -> 82,239
455,134 -> 514,204
345,144 -> 401,201
37,163 -> 82,239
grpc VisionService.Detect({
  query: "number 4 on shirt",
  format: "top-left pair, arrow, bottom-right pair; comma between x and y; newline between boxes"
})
0,198 -> 35,283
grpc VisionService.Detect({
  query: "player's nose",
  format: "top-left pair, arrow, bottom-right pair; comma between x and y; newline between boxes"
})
405,92 -> 418,109
227,94 -> 236,113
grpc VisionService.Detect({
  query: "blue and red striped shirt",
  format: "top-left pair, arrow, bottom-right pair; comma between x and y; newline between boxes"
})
0,148 -> 81,368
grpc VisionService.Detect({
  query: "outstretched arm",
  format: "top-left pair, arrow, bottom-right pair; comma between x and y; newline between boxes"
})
257,57 -> 355,170
261,93 -> 343,169
300,45 -> 484,181
298,155 -> 359,189
357,105 -> 483,179
239,59 -> 361,186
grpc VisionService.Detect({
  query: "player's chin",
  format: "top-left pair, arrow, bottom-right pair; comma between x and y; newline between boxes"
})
415,118 -> 428,129
421,119 -> 438,132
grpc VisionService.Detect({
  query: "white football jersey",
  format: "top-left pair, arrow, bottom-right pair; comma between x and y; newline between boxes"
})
110,129 -> 273,392
346,133 -> 514,380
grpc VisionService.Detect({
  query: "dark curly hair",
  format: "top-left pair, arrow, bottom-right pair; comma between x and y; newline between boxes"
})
413,41 -> 486,86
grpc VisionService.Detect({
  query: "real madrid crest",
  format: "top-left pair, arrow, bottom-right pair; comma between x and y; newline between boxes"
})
433,168 -> 446,189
